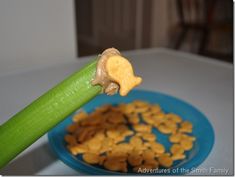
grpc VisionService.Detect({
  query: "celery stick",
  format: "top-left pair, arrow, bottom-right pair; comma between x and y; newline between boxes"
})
0,60 -> 102,168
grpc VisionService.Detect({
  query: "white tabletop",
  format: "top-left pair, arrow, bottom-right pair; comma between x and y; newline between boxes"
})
0,48 -> 233,175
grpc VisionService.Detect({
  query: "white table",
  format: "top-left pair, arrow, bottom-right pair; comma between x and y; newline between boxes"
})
0,48 -> 233,175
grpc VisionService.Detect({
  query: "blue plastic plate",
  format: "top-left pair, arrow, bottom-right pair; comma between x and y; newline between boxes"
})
48,90 -> 214,175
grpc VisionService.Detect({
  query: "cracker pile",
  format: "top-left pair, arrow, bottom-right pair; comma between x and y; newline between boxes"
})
65,100 -> 195,173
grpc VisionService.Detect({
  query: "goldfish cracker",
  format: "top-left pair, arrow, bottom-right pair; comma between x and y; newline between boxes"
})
150,105 -> 161,114
181,121 -> 193,129
164,153 -> 171,156
170,144 -> 184,154
158,154 -> 173,168
106,129 -> 120,139
104,159 -> 127,172
111,105 -> 123,112
67,144 -> 87,155
76,127 -> 92,143
113,143 -> 133,154
169,133 -> 182,143
83,153 -> 100,164
119,161 -> 129,170
179,121 -> 193,133
106,151 -> 127,162
124,104 -> 136,114
86,138 -> 102,153
131,147 -> 145,155
128,153 -> 143,166
126,114 -> 140,124
107,152 -> 128,163
164,120 -> 178,133
72,111 -> 88,122
103,111 -> 113,118
181,134 -> 196,142
169,126 -> 177,134
165,113 -> 182,123
100,138 -> 114,153
80,116 -> 101,126
138,132 -> 156,142
180,139 -> 193,151
171,153 -> 186,161
179,127 -> 192,133
114,135 -> 126,144
152,119 -> 164,128
133,124 -> 152,133
142,115 -> 155,125
102,122 -> 116,130
153,112 -> 165,119
117,104 -> 126,112
98,116 -> 108,125
136,143 -> 147,152
164,119 -> 178,128
64,134 -> 77,145
143,142 -> 151,148
66,124 -> 78,133
144,159 -> 159,168
135,106 -> 149,113
107,112 -> 126,124
149,142 -> 165,154
142,149 -> 155,161
157,124 -> 173,134
67,145 -> 77,155
79,128 -> 97,142
116,124 -> 129,131
103,137 -> 114,147
142,111 -> 153,117
99,155 -> 106,165
130,136 -> 143,147
95,104 -> 111,113
154,152 -> 169,158
135,132 -> 142,137
133,100 -> 150,107
93,131 -> 105,141
121,129 -> 134,137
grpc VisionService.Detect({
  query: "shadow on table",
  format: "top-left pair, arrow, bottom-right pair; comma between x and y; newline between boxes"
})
0,143 -> 57,175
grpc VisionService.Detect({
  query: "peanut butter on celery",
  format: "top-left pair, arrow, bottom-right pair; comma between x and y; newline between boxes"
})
92,48 -> 142,96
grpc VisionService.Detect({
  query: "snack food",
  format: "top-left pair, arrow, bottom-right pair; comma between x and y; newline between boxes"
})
65,100 -> 195,173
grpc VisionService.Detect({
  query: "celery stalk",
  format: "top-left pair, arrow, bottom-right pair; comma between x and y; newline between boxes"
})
0,60 -> 102,168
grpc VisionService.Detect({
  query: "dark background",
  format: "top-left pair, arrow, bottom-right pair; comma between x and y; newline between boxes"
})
75,0 -> 233,63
